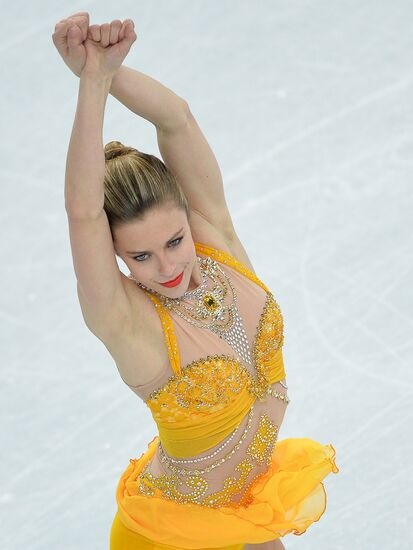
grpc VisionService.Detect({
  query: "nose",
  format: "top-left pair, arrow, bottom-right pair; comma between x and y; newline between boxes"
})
158,255 -> 177,280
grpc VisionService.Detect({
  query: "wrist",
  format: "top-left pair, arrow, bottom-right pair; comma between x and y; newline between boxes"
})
108,65 -> 125,92
80,70 -> 114,87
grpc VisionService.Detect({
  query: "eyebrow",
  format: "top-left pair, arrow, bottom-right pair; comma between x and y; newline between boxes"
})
126,227 -> 184,255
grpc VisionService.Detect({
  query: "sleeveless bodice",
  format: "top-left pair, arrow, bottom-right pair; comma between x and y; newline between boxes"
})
122,242 -> 290,508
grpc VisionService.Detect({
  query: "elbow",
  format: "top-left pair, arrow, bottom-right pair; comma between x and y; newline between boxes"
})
65,202 -> 103,221
181,100 -> 194,125
157,99 -> 191,133
181,99 -> 191,117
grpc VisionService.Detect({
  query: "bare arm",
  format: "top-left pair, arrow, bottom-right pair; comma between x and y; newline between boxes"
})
107,65 -> 236,239
52,14 -> 187,132
65,73 -> 132,340
109,65 -> 189,132
65,74 -> 111,214
53,16 -> 234,238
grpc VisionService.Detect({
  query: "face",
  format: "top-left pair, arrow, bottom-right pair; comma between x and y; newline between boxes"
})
113,204 -> 201,298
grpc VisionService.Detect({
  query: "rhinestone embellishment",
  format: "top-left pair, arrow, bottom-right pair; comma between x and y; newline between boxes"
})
148,256 -> 256,371
158,405 -> 256,474
131,243 -> 290,509
137,410 -> 280,508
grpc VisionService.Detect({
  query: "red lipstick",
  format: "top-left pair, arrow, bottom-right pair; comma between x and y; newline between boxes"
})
159,271 -> 184,288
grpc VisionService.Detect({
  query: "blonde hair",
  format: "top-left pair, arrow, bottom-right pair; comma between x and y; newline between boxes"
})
103,141 -> 189,236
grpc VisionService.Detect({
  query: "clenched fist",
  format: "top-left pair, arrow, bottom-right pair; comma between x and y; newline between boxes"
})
52,11 -> 137,79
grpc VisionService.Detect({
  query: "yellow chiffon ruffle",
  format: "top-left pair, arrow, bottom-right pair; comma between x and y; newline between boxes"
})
111,435 -> 339,549
110,510 -> 245,550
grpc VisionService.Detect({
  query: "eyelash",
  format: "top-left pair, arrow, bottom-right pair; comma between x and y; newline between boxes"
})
133,236 -> 184,262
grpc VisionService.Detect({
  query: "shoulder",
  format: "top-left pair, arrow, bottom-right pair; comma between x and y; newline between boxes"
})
104,212 -> 256,387
102,274 -> 169,386
189,209 -> 256,273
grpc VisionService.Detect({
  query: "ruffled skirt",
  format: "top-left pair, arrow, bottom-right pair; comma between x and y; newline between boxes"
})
110,435 -> 339,549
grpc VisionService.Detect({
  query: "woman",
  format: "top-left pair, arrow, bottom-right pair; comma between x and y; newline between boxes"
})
52,12 -> 339,550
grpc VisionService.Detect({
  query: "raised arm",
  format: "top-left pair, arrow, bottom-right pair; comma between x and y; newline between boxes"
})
87,20 -> 237,242
109,67 -> 237,240
54,13 -> 238,242
64,20 -> 137,342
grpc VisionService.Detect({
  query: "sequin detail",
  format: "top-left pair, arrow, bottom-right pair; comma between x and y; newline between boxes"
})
145,291 -> 286,420
158,405 -> 256,473
246,414 -> 279,465
138,411 -> 279,508
154,256 -> 256,369
194,242 -> 271,295
135,243 -> 288,509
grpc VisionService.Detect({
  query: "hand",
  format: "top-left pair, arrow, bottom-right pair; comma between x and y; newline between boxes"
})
52,13 -> 137,80
82,18 -> 137,79
52,12 -> 90,78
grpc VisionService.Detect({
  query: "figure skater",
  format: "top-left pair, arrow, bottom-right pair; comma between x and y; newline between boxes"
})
52,12 -> 339,550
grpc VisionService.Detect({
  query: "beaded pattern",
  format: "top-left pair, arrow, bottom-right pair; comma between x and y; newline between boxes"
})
158,405 -> 256,475
145,291 -> 285,422
160,405 -> 256,466
146,355 -> 249,422
136,242 -> 288,509
245,413 -> 279,465
155,256 -> 256,369
138,455 -> 255,508
194,242 -> 271,295
138,411 -> 279,508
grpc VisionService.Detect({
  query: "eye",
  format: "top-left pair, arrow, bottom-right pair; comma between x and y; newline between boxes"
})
133,253 -> 149,262
170,236 -> 183,247
133,236 -> 183,262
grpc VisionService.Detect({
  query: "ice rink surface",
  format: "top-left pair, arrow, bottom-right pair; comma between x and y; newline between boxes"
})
1,1 -> 412,548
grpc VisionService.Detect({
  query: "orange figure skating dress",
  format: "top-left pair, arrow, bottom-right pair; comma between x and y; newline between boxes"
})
110,242 -> 339,549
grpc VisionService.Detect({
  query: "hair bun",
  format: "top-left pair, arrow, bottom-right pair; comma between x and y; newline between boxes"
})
104,140 -> 136,161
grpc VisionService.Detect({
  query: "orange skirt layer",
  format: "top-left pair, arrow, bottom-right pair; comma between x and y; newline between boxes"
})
112,435 -> 339,549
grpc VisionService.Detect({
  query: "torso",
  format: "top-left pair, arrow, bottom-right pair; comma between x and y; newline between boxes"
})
103,214 -> 290,508
103,211 -> 257,388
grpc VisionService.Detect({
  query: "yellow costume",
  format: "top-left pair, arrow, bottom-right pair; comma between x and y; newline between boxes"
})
110,243 -> 339,549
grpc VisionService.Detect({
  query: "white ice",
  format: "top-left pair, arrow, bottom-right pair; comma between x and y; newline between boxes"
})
1,1 -> 412,549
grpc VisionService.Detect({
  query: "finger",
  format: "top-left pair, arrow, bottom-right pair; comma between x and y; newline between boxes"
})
53,18 -> 78,42
88,24 -> 101,42
53,18 -> 69,37
52,17 -> 87,49
109,19 -> 122,45
54,19 -> 67,32
66,11 -> 89,19
53,12 -> 88,33
118,19 -> 128,42
68,15 -> 89,42
100,23 -> 110,48
120,19 -> 136,43
70,13 -> 89,42
52,20 -> 71,47
67,24 -> 83,48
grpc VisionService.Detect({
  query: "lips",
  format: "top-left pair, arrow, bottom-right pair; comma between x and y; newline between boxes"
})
159,271 -> 184,288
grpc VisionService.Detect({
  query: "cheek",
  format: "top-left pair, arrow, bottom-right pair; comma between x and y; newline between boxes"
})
132,268 -> 154,287
129,261 -> 150,280
183,237 -> 195,256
